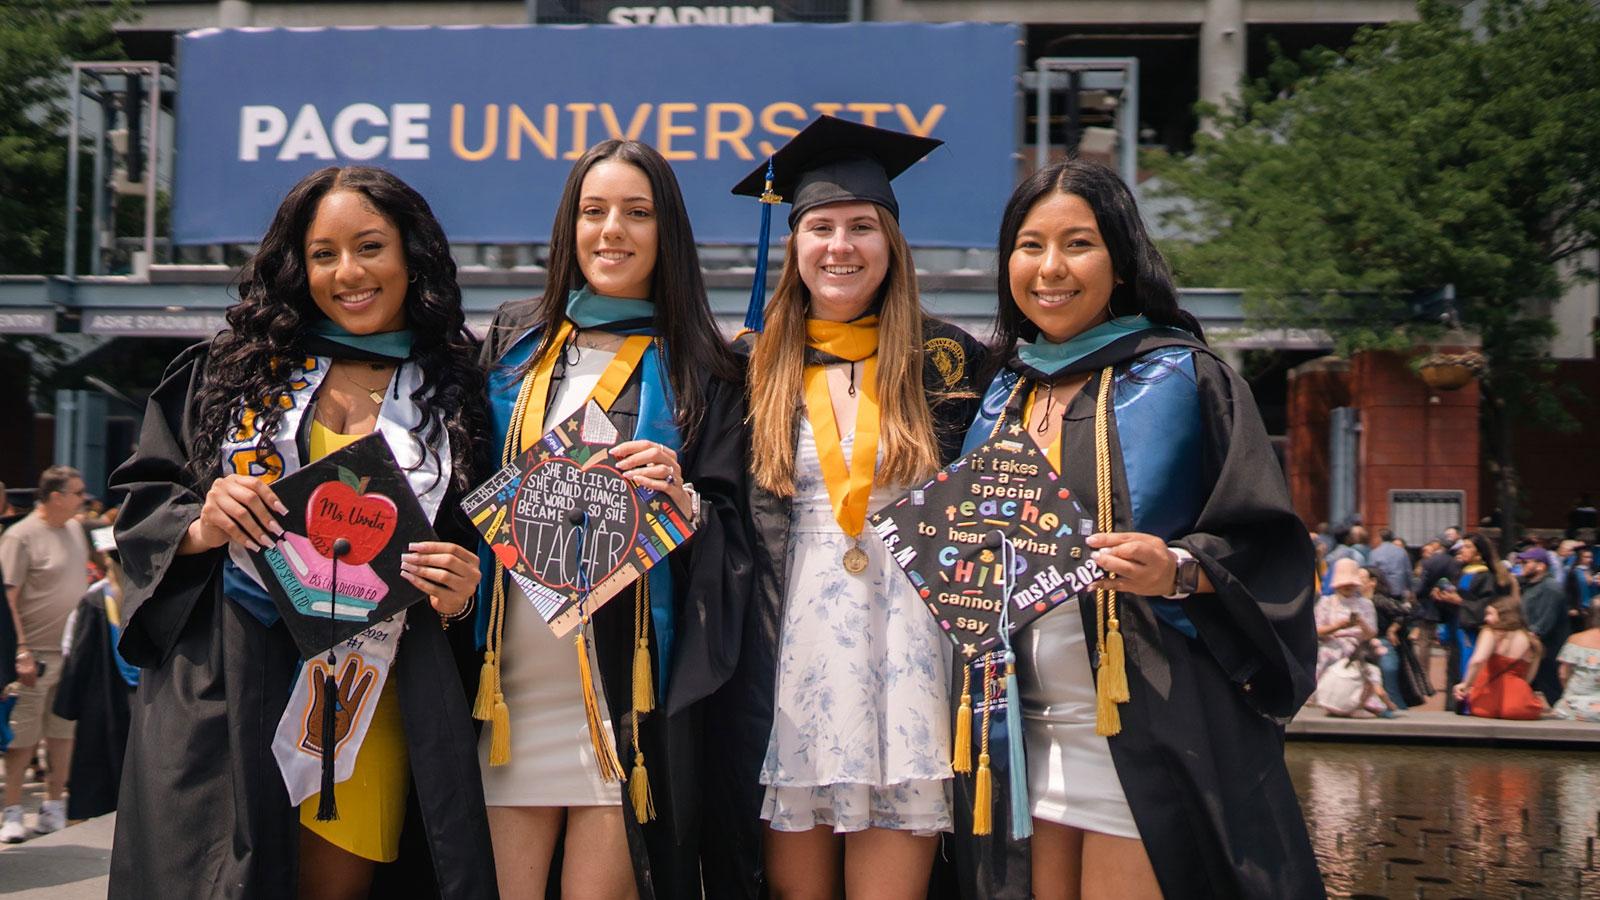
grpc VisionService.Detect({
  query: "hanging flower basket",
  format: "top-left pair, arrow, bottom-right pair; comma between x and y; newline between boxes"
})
1417,351 -> 1485,391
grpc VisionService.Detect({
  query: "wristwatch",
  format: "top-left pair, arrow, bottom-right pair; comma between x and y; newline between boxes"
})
681,480 -> 703,528
1163,547 -> 1201,600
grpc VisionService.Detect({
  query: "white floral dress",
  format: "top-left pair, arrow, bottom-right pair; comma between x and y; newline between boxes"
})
759,418 -> 953,834
1552,641 -> 1600,722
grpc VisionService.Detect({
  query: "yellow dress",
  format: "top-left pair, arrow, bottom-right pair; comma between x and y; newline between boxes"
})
298,420 -> 411,862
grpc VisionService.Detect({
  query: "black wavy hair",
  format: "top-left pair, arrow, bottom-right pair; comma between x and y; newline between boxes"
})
186,166 -> 487,493
991,160 -> 1204,362
520,140 -> 737,444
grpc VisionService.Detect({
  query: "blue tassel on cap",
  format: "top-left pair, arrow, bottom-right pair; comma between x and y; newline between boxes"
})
1004,648 -> 1031,839
995,532 -> 1031,840
744,158 -> 780,333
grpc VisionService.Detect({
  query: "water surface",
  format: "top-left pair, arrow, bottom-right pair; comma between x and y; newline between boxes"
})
1288,742 -> 1600,898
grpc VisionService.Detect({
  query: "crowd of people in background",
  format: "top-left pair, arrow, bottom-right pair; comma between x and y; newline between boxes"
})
1308,515 -> 1600,723
0,466 -> 135,844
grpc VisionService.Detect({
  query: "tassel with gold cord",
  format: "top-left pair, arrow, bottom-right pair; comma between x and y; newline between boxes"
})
1103,610 -> 1129,703
952,663 -> 973,774
482,573 -> 513,765
972,657 -> 996,836
1092,365 -> 1127,737
473,649 -> 497,720
489,690 -> 512,765
1094,638 -> 1122,737
477,367 -> 539,761
576,620 -> 625,782
626,577 -> 657,822
632,581 -> 654,714
629,749 -> 656,822
627,680 -> 656,822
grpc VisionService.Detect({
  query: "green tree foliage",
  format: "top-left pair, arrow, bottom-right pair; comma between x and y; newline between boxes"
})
1154,0 -> 1600,537
0,0 -> 130,274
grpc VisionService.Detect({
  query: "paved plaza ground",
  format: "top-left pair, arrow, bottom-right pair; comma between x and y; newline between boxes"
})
0,757 -> 111,899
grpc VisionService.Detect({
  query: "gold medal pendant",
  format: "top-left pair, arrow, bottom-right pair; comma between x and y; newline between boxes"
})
843,543 -> 869,575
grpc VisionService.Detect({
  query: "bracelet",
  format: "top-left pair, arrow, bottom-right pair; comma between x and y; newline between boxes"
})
15,647 -> 32,661
440,593 -> 476,629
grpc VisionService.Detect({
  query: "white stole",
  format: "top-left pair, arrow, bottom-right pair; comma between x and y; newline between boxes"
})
217,357 -> 451,806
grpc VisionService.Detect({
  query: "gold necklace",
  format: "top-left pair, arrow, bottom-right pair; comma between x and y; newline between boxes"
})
337,365 -> 394,405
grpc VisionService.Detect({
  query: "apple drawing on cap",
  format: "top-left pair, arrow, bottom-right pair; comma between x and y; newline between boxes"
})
308,467 -> 398,566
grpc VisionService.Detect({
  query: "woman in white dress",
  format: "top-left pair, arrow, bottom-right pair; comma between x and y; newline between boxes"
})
706,116 -> 988,899
473,141 -> 745,899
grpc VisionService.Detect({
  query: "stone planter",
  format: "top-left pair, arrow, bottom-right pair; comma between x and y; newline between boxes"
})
1417,351 -> 1485,392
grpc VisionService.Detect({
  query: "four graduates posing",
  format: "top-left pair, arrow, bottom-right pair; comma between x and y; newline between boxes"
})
108,117 -> 1321,899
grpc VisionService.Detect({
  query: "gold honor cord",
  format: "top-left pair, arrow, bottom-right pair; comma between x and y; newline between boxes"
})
476,322 -> 658,779
962,366 -> 1126,835
967,367 -> 1126,751
801,355 -> 881,574
628,578 -> 656,823
1092,366 -> 1130,735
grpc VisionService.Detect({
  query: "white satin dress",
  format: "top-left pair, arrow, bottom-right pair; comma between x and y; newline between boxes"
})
1016,598 -> 1142,838
479,347 -> 622,808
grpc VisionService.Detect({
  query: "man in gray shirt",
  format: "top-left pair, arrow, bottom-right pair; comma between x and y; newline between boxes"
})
1368,529 -> 1413,601
1,466 -> 87,842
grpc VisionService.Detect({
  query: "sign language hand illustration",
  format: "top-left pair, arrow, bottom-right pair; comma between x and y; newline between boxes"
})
299,654 -> 377,756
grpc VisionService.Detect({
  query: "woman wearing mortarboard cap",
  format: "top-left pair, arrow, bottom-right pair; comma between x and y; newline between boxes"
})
947,160 -> 1322,899
472,140 -> 749,899
699,116 -> 988,898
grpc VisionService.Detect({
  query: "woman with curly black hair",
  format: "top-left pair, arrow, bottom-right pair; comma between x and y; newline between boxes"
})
107,166 -> 497,900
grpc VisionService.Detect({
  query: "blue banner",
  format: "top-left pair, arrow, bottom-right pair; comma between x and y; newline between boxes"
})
173,23 -> 1019,247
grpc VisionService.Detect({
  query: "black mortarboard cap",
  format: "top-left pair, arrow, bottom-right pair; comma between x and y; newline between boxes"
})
732,115 -> 942,331
732,115 -> 943,228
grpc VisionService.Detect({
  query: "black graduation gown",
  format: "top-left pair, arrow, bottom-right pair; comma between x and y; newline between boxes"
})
478,301 -> 752,900
107,343 -> 498,900
697,318 -> 988,900
951,335 -> 1324,900
52,584 -> 134,820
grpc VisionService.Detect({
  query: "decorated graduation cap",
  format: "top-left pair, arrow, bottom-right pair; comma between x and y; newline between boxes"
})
731,115 -> 943,332
246,434 -> 436,658
870,431 -> 1103,840
245,434 -> 437,820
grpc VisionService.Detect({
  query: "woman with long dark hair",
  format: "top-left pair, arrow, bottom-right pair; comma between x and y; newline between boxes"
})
1437,531 -> 1507,709
108,166 -> 496,899
951,161 -> 1321,899
472,140 -> 747,899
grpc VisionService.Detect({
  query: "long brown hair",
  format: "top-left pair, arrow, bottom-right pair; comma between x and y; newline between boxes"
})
513,141 -> 736,444
1487,596 -> 1544,657
748,208 -> 939,496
